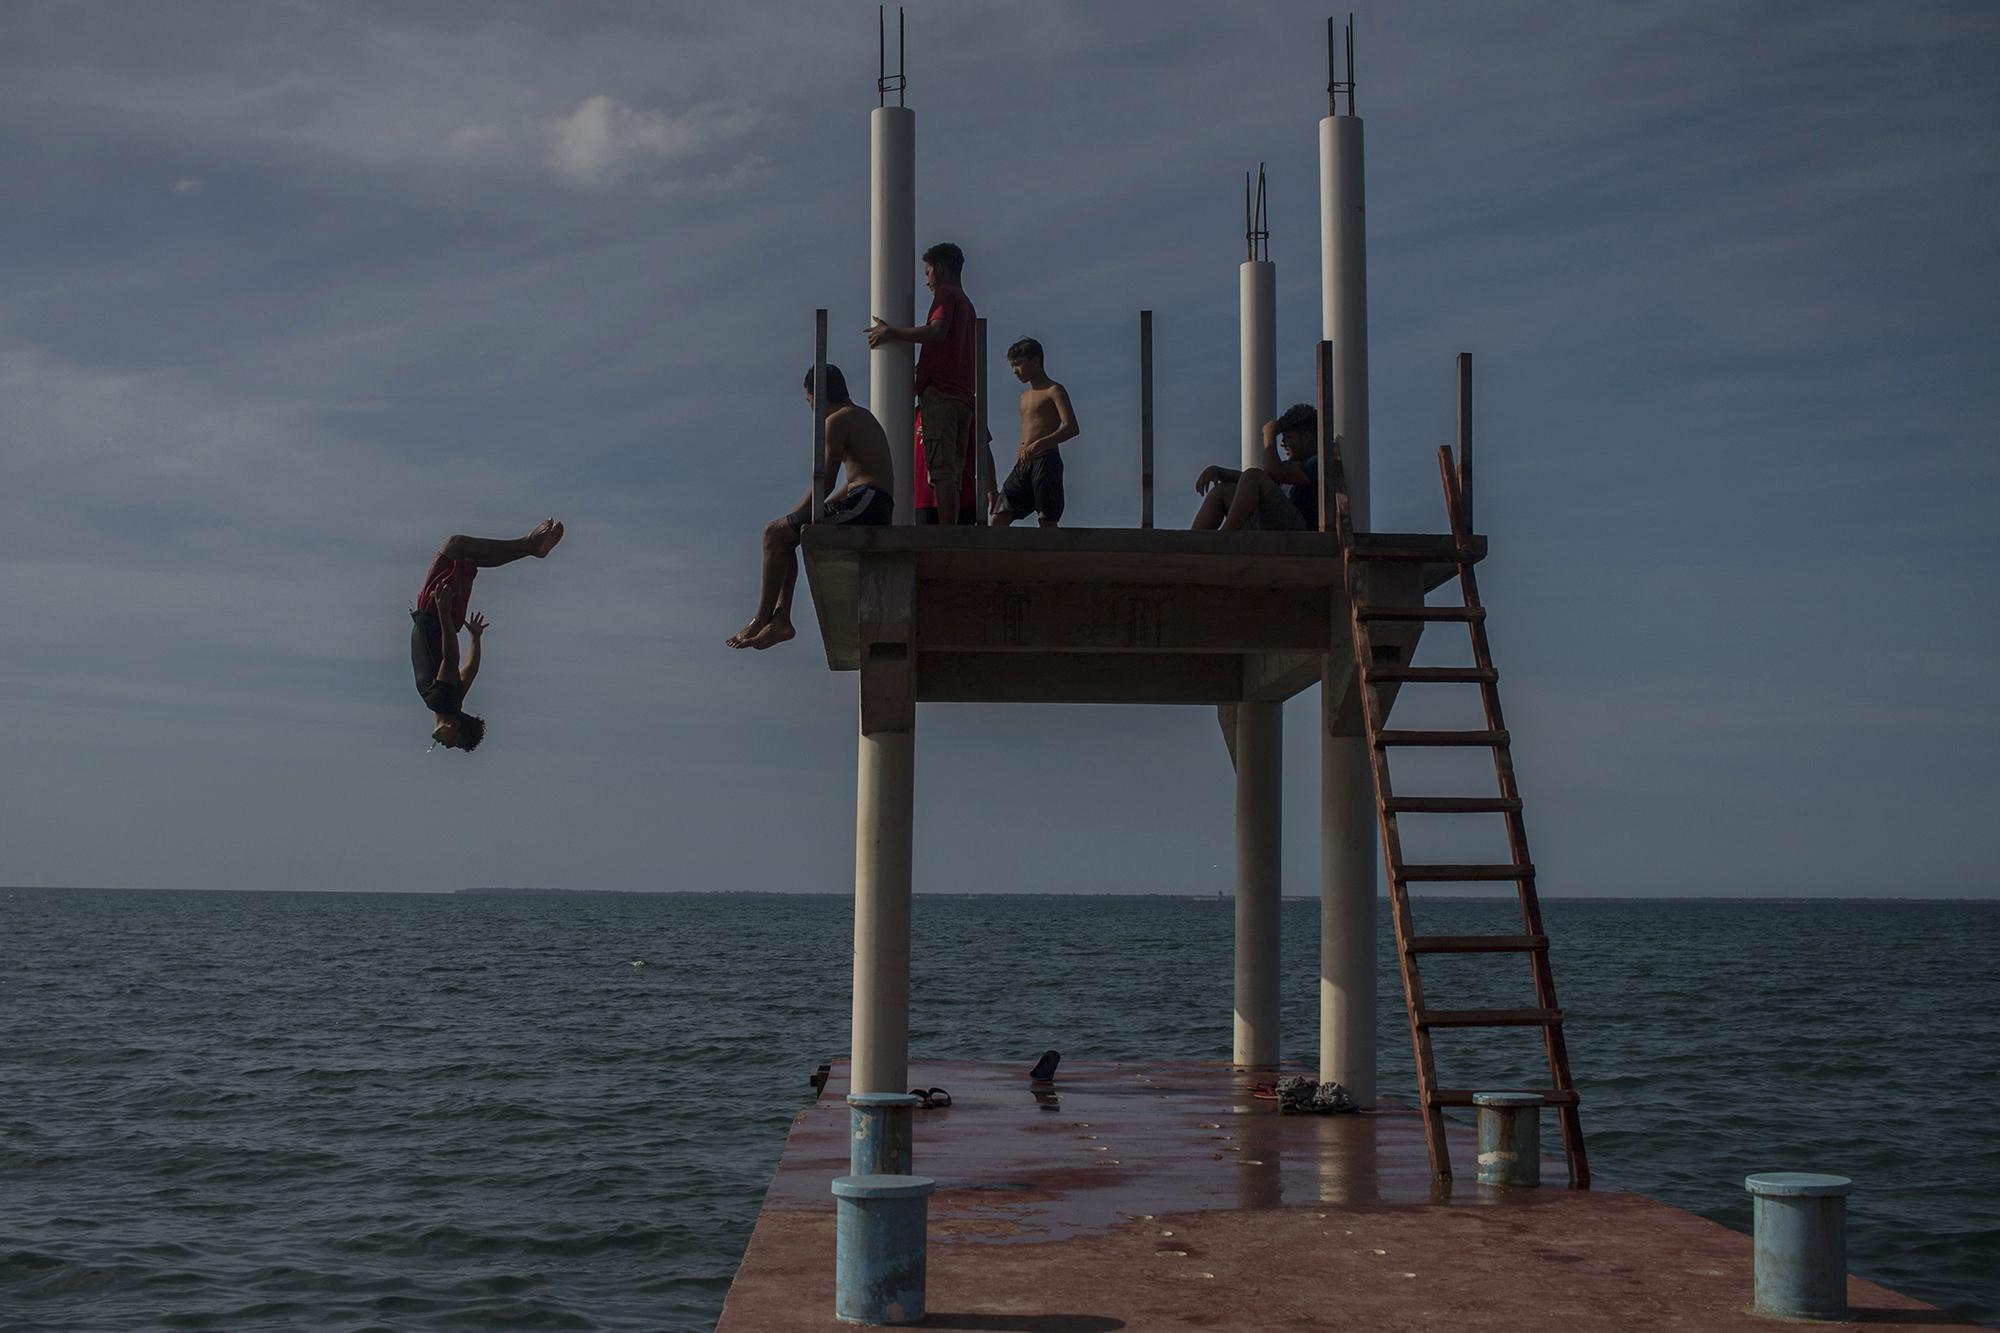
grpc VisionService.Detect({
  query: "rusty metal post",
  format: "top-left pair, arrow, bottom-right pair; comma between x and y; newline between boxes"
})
1140,310 -> 1154,528
812,309 -> 829,522
975,318 -> 990,520
1456,351 -> 1472,531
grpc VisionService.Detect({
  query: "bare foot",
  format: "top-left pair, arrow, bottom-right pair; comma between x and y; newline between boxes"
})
744,620 -> 796,651
530,518 -> 565,558
726,617 -> 768,649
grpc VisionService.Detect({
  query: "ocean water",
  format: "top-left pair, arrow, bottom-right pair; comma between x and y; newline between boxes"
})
2,889 -> 1996,1331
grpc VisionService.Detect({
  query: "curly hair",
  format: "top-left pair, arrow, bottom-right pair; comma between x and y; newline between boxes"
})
922,241 -> 964,275
1274,402 -> 1317,439
457,713 -> 486,754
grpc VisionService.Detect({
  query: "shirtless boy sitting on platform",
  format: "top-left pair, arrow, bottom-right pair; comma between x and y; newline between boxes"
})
727,364 -> 894,651
410,518 -> 564,753
989,338 -> 1080,528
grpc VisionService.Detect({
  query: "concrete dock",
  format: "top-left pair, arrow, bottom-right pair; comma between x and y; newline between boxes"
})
718,1060 -> 1970,1331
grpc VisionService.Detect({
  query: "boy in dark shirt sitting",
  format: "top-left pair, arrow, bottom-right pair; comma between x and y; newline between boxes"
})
1189,403 -> 1331,531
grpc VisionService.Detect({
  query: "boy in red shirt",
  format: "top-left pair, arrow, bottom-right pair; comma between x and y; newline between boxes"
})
409,518 -> 564,753
868,241 -> 979,526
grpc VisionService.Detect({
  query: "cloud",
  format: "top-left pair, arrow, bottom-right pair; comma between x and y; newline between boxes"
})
548,95 -> 760,190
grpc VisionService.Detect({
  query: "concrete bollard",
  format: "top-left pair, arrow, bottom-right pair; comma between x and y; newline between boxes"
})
1745,1172 -> 1851,1320
1473,1092 -> 1542,1187
833,1173 -> 935,1325
848,1092 -> 921,1175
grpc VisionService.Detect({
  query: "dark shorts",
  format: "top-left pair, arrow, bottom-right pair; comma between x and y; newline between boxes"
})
1000,451 -> 1065,522
410,608 -> 464,716
786,485 -> 894,532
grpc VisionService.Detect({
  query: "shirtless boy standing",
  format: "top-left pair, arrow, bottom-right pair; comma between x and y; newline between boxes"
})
989,338 -> 1080,528
727,364 -> 894,651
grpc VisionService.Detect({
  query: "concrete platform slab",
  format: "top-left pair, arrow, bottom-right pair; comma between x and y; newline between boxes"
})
718,1060 -> 1971,1331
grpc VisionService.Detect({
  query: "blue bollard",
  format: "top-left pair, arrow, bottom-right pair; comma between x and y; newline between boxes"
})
1473,1092 -> 1542,1187
1745,1172 -> 1851,1320
848,1092 -> 921,1175
833,1173 -> 935,1325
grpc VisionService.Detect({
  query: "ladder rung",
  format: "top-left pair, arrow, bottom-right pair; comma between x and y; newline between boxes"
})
1351,544 -> 1475,563
1406,934 -> 1548,954
1385,796 -> 1522,814
1369,666 -> 1497,684
1428,1087 -> 1579,1108
1416,1008 -> 1563,1029
1375,729 -> 1508,748
1356,605 -> 1485,622
1396,863 -> 1535,882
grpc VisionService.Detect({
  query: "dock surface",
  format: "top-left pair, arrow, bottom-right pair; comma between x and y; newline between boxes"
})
719,1060 -> 1970,1331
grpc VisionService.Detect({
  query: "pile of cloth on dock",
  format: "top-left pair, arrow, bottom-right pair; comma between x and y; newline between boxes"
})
1274,1075 -> 1358,1114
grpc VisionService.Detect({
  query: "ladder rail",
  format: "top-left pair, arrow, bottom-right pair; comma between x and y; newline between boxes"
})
1316,340 -> 1589,1189
1434,445 -> 1589,1187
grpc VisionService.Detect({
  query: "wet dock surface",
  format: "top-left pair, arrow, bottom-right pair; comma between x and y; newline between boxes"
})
719,1060 -> 1973,1331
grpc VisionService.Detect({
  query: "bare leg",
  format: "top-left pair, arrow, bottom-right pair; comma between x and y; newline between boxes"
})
442,519 -> 563,567
937,487 -> 960,527
1191,482 -> 1237,530
1220,469 -> 1277,531
730,519 -> 796,647
1037,516 -> 1059,528
989,505 -> 1018,527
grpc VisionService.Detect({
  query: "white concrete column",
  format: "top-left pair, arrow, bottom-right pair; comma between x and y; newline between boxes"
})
1234,700 -> 1283,1068
1320,731 -> 1376,1105
1239,260 -> 1275,469
1320,114 -> 1369,530
850,723 -> 914,1094
1320,111 -> 1378,1105
1233,255 -> 1282,1070
870,107 -> 916,525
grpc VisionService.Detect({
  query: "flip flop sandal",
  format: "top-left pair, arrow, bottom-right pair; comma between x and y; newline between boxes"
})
1250,1082 -> 1280,1100
925,1087 -> 952,1108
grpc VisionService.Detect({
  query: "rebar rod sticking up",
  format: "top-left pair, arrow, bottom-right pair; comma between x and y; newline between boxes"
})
1245,164 -> 1269,264
878,6 -> 907,107
1328,14 -> 1356,117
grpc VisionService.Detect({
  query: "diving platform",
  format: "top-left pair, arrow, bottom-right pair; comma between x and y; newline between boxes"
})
717,1061 -> 1971,1331
801,524 -> 1474,721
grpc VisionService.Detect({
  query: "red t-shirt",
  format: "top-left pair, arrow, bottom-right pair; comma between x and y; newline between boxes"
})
416,550 -> 476,631
913,283 -> 976,404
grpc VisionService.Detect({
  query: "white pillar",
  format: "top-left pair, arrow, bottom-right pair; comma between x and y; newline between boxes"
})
1320,732 -> 1376,1105
851,724 -> 914,1093
1234,702 -> 1283,1067
1239,260 -> 1275,470
1234,257 -> 1282,1069
1319,110 -> 1377,1105
871,107 -> 916,525
1320,115 -> 1369,529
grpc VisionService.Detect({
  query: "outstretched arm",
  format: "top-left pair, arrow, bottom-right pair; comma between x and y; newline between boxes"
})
459,613 -> 486,694
865,312 -> 946,347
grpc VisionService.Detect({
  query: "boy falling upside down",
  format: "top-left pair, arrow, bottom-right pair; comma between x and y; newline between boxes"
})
410,518 -> 564,753
989,337 -> 1079,528
727,364 -> 893,651
1190,402 -> 1331,531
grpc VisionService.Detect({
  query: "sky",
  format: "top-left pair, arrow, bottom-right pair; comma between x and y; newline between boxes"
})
1,1 -> 1995,898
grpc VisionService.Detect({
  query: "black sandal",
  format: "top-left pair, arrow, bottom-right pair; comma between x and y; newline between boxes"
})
908,1087 -> 952,1109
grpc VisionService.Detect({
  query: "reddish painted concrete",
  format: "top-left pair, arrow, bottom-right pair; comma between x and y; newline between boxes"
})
719,1060 -> 1970,1331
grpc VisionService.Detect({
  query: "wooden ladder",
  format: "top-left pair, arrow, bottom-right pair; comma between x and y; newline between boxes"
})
1324,430 -> 1588,1189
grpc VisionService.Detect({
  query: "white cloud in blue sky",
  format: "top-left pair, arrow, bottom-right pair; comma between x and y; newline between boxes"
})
1,1 -> 1994,896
